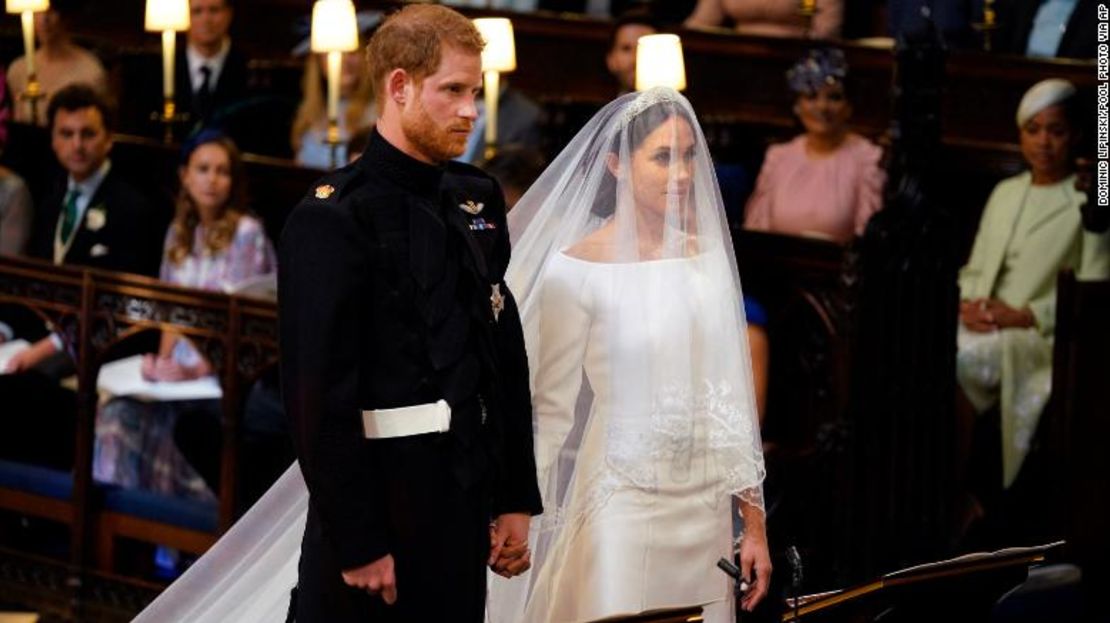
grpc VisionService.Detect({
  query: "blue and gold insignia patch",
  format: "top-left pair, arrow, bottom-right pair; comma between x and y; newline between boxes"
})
468,218 -> 497,231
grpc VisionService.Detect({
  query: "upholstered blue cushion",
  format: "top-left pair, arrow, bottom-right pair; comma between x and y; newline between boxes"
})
101,487 -> 218,533
0,459 -> 217,533
0,459 -> 73,500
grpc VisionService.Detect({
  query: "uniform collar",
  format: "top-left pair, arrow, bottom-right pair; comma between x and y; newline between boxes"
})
361,127 -> 445,200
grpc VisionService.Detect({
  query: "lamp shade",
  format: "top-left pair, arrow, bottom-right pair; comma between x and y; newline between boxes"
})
311,0 -> 359,53
144,0 -> 189,32
474,17 -> 516,73
6,0 -> 47,12
635,34 -> 686,92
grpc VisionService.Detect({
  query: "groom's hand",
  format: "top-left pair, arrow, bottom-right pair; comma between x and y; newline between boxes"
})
488,512 -> 531,578
342,554 -> 397,604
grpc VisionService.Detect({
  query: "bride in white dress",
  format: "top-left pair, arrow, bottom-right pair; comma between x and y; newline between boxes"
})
132,87 -> 768,623
490,87 -> 770,622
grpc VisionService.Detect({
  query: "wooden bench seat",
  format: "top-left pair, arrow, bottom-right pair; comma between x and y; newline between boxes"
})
0,456 -> 218,573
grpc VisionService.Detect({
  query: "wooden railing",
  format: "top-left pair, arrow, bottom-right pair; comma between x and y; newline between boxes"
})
0,255 -> 277,618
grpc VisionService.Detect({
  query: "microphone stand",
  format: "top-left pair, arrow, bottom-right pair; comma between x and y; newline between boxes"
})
787,545 -> 804,622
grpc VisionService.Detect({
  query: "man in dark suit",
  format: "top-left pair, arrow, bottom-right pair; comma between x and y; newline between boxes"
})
25,85 -> 164,276
124,0 -> 255,147
279,5 -> 542,622
10,83 -> 165,368
1,84 -> 166,468
997,0 -> 1096,59
175,0 -> 249,129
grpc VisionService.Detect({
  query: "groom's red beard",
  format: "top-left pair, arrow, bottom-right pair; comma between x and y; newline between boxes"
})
402,99 -> 473,163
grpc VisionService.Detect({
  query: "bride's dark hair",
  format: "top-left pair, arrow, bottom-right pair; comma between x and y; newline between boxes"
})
591,99 -> 697,217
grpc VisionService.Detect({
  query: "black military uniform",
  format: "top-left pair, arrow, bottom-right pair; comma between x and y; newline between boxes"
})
279,128 -> 542,622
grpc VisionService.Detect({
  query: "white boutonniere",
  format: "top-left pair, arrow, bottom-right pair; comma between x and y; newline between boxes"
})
85,205 -> 108,232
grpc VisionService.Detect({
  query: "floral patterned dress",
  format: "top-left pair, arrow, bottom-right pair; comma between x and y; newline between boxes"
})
93,215 -> 276,500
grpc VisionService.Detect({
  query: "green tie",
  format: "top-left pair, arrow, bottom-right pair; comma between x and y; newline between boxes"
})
59,189 -> 80,243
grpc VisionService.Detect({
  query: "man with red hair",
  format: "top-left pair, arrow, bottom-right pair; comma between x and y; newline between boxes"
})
279,5 -> 541,621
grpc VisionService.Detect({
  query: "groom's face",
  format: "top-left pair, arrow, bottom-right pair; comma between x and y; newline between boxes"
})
401,45 -> 482,163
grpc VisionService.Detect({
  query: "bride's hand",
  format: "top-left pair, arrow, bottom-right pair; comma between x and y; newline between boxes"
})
489,513 -> 531,578
738,527 -> 772,612
491,541 -> 530,578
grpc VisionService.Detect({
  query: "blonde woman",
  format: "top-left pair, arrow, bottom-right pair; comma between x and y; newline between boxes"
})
291,44 -> 376,169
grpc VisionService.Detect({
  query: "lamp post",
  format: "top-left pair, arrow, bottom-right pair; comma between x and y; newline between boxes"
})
798,0 -> 818,38
973,0 -> 999,52
145,0 -> 190,143
635,34 -> 686,92
311,0 -> 359,169
473,17 -> 516,161
6,0 -> 49,124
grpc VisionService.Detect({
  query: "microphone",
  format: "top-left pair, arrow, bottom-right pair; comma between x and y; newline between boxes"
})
716,558 -> 750,596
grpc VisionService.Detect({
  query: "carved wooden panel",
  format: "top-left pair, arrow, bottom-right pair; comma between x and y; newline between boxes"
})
0,268 -> 82,310
93,291 -> 228,334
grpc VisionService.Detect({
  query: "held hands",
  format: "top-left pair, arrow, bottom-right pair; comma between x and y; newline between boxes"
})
488,512 -> 531,578
737,526 -> 772,613
339,512 -> 531,608
342,553 -> 397,605
139,353 -> 212,382
959,299 -> 1035,333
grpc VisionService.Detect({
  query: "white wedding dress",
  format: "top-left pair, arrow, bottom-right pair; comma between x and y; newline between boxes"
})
508,250 -> 748,623
488,87 -> 764,623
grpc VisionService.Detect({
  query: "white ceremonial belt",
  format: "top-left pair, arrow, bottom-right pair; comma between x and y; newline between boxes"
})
361,400 -> 452,439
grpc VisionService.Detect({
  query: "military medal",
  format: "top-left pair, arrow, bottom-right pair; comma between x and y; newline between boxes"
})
315,184 -> 335,199
490,283 -> 505,322
459,200 -> 484,215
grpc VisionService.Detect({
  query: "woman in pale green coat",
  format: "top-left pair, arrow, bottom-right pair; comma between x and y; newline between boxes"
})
957,79 -> 1110,489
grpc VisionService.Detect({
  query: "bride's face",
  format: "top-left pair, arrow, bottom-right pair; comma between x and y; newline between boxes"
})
626,115 -> 696,221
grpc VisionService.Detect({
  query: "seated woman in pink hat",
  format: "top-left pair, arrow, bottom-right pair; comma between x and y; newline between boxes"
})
743,48 -> 885,245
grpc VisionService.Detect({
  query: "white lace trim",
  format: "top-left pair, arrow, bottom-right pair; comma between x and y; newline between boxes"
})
537,379 -> 765,535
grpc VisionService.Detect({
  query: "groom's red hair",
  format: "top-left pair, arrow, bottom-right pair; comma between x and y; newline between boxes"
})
365,5 -> 485,109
